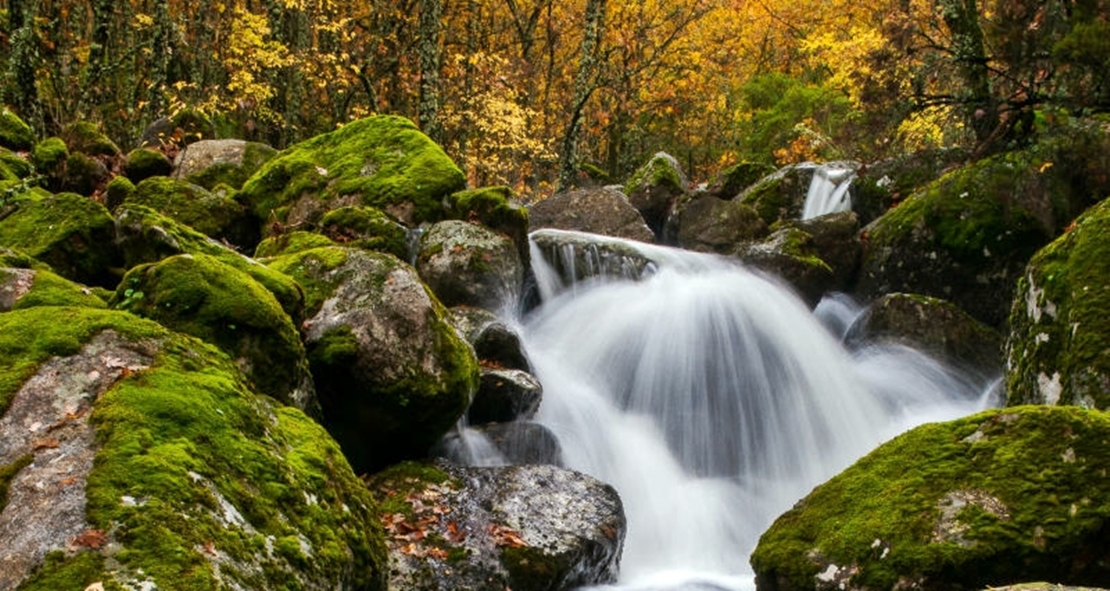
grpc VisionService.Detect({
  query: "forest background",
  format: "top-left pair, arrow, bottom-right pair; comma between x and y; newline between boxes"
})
1,0 -> 1108,201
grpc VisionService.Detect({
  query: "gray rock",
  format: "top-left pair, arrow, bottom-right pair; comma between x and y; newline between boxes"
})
469,369 -> 543,424
666,193 -> 767,254
624,152 -> 689,239
529,187 -> 655,243
371,461 -> 624,591
417,220 -> 524,311
173,138 -> 278,190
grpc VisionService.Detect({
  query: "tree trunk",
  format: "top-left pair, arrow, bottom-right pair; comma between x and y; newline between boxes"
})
418,0 -> 444,144
4,0 -> 41,130
938,0 -> 998,145
556,0 -> 607,191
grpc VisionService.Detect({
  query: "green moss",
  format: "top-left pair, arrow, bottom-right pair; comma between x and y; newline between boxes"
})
111,253 -> 308,405
5,267 -> 109,310
368,461 -> 453,517
777,227 -> 833,274
254,230 -> 336,259
624,153 -> 684,196
124,148 -> 173,182
0,191 -> 118,286
501,543 -> 569,591
125,177 -> 247,240
0,147 -> 34,179
1005,196 -> 1110,408
265,246 -> 350,317
0,454 -> 34,513
714,161 -> 777,198
61,121 -> 120,157
17,550 -> 111,591
105,175 -> 136,211
239,115 -> 465,229
752,406 -> 1110,591
740,175 -> 790,226
63,152 -> 108,196
319,206 -> 409,259
1,306 -> 385,589
115,204 -> 304,322
184,141 -> 278,191
307,325 -> 359,369
31,137 -> 67,174
0,106 -> 35,151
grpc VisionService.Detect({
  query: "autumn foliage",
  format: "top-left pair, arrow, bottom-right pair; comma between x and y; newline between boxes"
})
1,0 -> 1107,200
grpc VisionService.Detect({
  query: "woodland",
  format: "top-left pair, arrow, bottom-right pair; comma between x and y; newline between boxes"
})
1,0 -> 1108,200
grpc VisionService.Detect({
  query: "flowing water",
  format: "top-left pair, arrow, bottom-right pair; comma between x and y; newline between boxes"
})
468,231 -> 997,590
802,163 -> 856,220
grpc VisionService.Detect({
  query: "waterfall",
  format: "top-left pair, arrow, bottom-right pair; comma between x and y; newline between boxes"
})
516,231 -> 995,590
802,163 -> 856,220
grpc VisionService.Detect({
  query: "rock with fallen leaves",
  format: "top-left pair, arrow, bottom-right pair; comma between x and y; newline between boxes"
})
370,461 -> 624,591
0,307 -> 387,590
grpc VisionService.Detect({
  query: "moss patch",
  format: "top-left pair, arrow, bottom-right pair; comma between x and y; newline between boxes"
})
265,245 -> 350,317
111,253 -> 309,406
239,115 -> 465,229
319,206 -> 409,259
0,191 -> 118,287
123,148 -> 173,183
125,176 -> 248,241
115,204 -> 304,323
0,107 -> 35,151
254,230 -> 336,259
0,453 -> 34,513
1005,196 -> 1110,408
3,267 -> 108,311
752,406 -> 1110,591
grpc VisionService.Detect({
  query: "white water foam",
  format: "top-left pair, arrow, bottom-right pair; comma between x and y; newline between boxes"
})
802,163 -> 856,220
517,232 -> 995,590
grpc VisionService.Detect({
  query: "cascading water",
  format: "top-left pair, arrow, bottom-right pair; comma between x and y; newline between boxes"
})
801,163 -> 856,220
483,230 -> 995,590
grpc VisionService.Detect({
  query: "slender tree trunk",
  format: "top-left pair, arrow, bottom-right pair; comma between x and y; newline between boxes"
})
556,0 -> 607,191
418,0 -> 444,144
5,0 -> 41,131
147,0 -> 172,121
938,0 -> 998,145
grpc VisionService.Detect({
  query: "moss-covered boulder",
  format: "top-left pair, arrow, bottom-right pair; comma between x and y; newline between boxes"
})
0,147 -> 34,180
666,193 -> 768,253
122,147 -> 173,183
369,461 -> 624,591
111,253 -> 317,413
1005,196 -> 1110,409
624,151 -> 689,239
529,187 -> 655,243
254,230 -> 336,259
0,107 -> 35,151
443,186 -> 530,265
853,147 -> 970,226
1,266 -> 108,312
736,227 -> 835,307
60,121 -> 121,158
854,157 -> 1050,327
706,161 -> 779,200
0,306 -> 386,590
122,176 -> 256,246
268,247 -> 478,473
173,138 -> 278,191
737,163 -> 821,226
751,405 -> 1110,591
239,115 -> 465,231
114,204 -> 304,321
846,292 -> 1004,374
318,205 -> 409,259
0,191 -> 118,287
30,137 -> 68,188
416,220 -> 524,311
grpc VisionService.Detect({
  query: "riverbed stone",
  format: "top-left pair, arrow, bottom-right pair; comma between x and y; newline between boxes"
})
529,187 -> 655,243
752,405 -> 1110,591
416,220 -> 524,312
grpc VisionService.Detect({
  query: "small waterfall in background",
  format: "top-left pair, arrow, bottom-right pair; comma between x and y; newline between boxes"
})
802,162 -> 856,220
513,231 -> 996,591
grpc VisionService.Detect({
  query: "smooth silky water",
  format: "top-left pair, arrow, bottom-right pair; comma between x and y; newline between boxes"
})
458,230 -> 998,591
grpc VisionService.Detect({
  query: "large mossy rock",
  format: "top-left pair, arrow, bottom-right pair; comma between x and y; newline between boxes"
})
268,247 -> 479,473
852,148 -> 969,226
318,205 -> 409,259
846,292 -> 1004,375
752,405 -> 1110,591
1005,196 -> 1110,409
239,115 -> 465,230
529,187 -> 655,243
0,107 -> 35,151
114,204 -> 304,322
416,219 -> 524,311
122,147 -> 173,183
854,158 -> 1049,327
0,307 -> 386,590
123,176 -> 256,247
736,163 -> 821,226
111,253 -> 317,413
443,186 -> 531,265
173,138 -> 278,191
369,461 -> 624,591
624,151 -> 689,239
1,266 -> 107,312
0,192 -> 118,287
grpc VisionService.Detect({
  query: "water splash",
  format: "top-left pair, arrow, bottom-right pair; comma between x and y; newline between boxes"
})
519,232 -> 995,590
802,163 -> 856,220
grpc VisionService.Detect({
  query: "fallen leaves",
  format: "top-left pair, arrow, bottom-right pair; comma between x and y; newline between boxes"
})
380,483 -> 465,560
71,529 -> 108,549
488,523 -> 527,548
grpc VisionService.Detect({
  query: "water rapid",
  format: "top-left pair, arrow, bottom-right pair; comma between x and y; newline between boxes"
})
801,163 -> 856,220
506,232 -> 995,590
